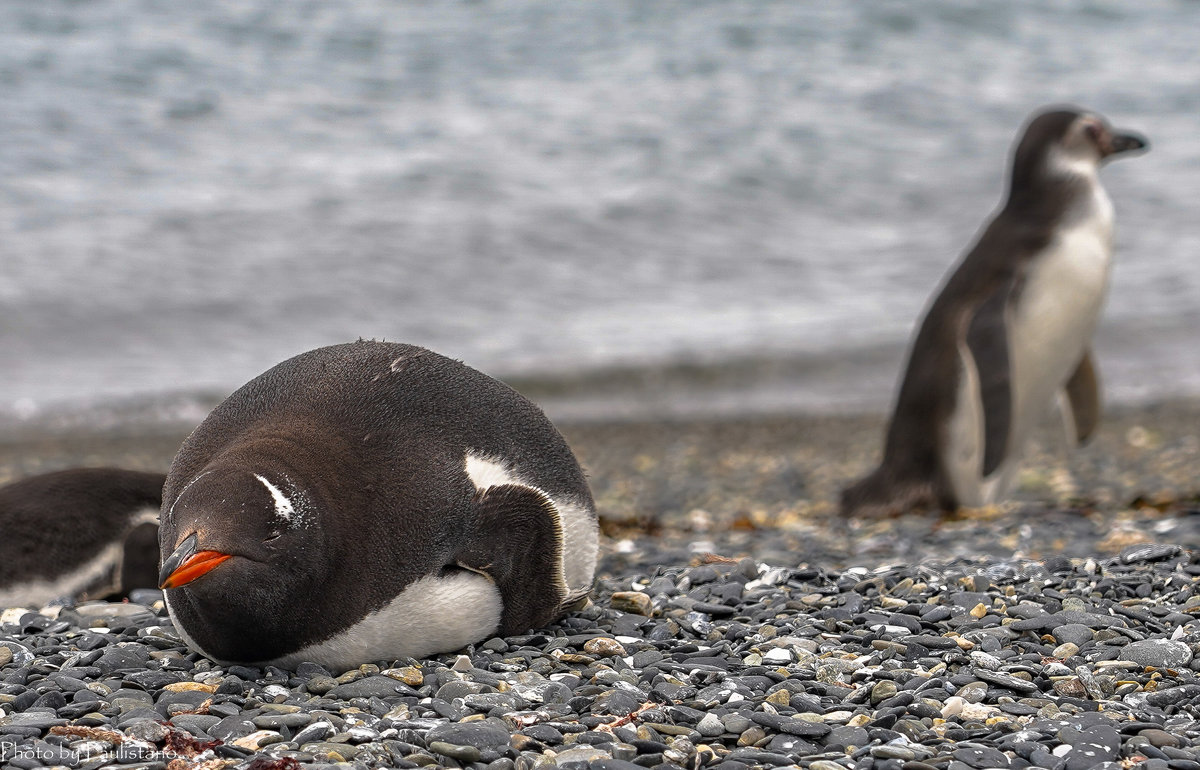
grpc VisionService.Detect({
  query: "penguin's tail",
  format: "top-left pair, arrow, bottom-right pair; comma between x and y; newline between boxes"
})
840,466 -> 940,518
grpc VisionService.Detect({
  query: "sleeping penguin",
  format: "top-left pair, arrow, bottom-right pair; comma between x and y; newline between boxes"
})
0,467 -> 164,607
158,341 -> 599,669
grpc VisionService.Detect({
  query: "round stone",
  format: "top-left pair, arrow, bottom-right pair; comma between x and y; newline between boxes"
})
1053,677 -> 1088,698
1139,728 -> 1181,748
1053,624 -> 1095,648
870,680 -> 898,705
610,592 -> 653,616
305,675 -> 337,695
428,741 -> 481,763
1052,642 -> 1080,659
583,637 -> 626,657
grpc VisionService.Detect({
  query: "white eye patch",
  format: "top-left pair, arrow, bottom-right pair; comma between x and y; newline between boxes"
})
254,474 -> 296,523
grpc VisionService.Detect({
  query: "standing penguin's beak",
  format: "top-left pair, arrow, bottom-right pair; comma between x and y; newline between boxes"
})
1106,130 -> 1148,157
159,533 -> 233,589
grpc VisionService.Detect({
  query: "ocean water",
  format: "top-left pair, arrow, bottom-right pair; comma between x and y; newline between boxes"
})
2,0 -> 1198,425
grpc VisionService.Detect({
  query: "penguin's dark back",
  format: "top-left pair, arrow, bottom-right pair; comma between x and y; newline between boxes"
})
169,341 -> 586,489
0,468 -> 164,585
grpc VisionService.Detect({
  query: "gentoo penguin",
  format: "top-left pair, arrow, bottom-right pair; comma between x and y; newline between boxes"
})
842,106 -> 1147,517
0,468 -> 164,607
158,341 -> 599,669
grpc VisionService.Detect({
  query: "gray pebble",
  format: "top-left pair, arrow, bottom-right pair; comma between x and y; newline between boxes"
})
696,712 -> 725,737
426,720 -> 511,749
327,675 -> 414,699
1121,639 -> 1193,668
1054,623 -> 1097,648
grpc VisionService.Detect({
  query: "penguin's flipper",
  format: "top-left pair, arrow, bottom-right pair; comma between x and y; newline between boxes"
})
966,282 -> 1016,477
458,483 -> 569,636
1062,348 -> 1101,445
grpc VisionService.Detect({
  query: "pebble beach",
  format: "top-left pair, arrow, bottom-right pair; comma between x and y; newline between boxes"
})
2,398 -> 1199,770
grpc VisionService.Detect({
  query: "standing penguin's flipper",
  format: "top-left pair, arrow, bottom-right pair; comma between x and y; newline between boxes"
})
458,483 -> 570,637
966,281 -> 1016,477
1062,348 -> 1101,445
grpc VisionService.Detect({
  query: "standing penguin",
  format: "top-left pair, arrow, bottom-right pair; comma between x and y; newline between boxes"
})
0,468 -> 164,607
158,341 -> 599,669
842,107 -> 1147,517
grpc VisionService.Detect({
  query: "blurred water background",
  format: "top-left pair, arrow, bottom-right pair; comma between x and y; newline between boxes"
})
2,0 -> 1198,429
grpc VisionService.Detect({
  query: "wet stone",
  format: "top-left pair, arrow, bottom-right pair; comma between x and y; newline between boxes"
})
435,680 -> 489,701
209,715 -> 257,741
94,646 -> 151,674
954,745 -> 1012,768
825,725 -> 868,749
1061,724 -> 1121,770
593,690 -> 641,716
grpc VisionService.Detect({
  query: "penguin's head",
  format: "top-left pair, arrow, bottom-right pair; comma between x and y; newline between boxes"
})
1014,107 -> 1148,187
1061,111 -> 1147,164
158,467 -> 329,661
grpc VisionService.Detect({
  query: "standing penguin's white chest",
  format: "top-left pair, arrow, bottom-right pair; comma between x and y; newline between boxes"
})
946,181 -> 1117,507
986,182 -> 1115,505
1008,185 -> 1114,412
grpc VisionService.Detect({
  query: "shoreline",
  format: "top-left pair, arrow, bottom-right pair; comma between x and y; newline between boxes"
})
3,396 -> 1197,575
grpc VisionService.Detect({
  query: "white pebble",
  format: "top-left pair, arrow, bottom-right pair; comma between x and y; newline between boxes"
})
941,696 -> 965,718
762,648 -> 793,664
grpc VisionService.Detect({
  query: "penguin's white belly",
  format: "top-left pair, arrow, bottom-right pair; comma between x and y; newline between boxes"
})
166,569 -> 505,672
258,571 -> 504,670
988,218 -> 1113,498
943,210 -> 1113,507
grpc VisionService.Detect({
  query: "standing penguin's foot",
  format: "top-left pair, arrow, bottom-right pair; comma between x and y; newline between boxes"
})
459,483 -> 574,636
840,471 -> 943,518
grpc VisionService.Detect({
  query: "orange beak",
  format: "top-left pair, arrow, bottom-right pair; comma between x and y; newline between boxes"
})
159,533 -> 233,589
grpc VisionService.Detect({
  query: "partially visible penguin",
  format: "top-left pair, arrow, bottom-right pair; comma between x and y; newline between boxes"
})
158,341 -> 599,670
0,468 -> 164,607
842,106 -> 1147,517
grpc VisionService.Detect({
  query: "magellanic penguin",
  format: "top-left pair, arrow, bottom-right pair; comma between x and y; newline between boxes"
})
158,341 -> 599,670
841,106 -> 1147,517
0,468 -> 164,607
